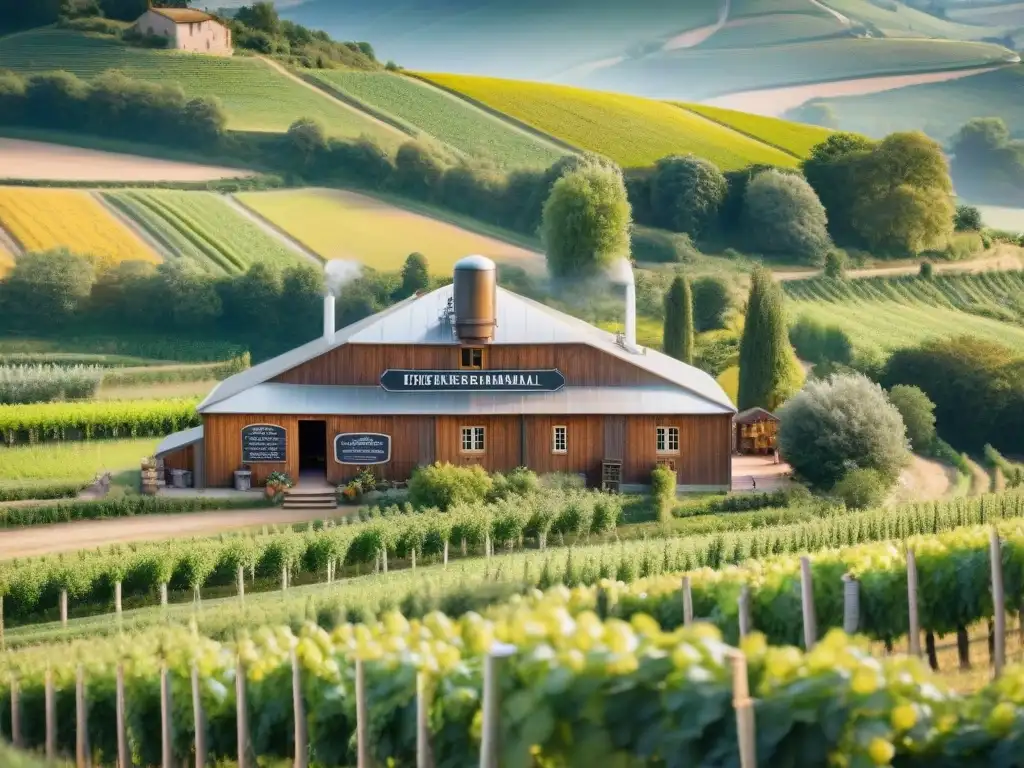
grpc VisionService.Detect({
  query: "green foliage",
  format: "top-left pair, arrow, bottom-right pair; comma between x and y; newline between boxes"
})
743,168 -> 831,264
830,467 -> 889,509
649,154 -> 727,237
397,252 -> 430,299
919,261 -> 933,279
0,249 -> 95,331
662,275 -> 694,364
488,467 -> 540,502
778,373 -> 911,488
407,462 -> 493,511
0,481 -> 84,503
650,465 -> 676,524
802,132 -> 876,244
691,276 -> 732,332
628,227 -> 698,265
0,364 -> 103,405
0,398 -> 200,444
954,204 -> 983,232
984,445 -> 1024,489
0,495 -> 260,528
737,267 -> 803,411
542,164 -> 632,278
950,117 -> 1024,207
887,384 -> 937,452
823,249 -> 847,279
788,316 -> 853,366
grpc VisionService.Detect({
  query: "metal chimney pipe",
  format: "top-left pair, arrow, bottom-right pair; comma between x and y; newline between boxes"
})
323,294 -> 336,344
625,280 -> 636,351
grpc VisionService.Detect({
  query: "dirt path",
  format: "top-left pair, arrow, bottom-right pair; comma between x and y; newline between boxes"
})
0,138 -> 254,182
256,57 -> 408,142
888,455 -> 956,505
702,64 -> 1012,116
0,507 -> 341,559
810,0 -> 852,26
774,248 -> 1023,282
663,0 -> 732,51
222,194 -> 323,267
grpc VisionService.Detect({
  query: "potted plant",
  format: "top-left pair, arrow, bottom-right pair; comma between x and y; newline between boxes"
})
339,480 -> 362,504
265,471 -> 294,501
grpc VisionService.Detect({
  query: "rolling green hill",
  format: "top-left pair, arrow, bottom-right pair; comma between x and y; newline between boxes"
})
0,29 -> 404,146
789,63 -> 1024,141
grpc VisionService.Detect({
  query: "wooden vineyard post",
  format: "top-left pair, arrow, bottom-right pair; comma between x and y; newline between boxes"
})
116,664 -> 131,768
192,663 -> 206,768
236,658 -> 250,768
906,548 -> 921,657
443,540 -> 449,568
355,659 -> 370,768
416,671 -> 434,768
115,582 -> 123,626
991,528 -> 1007,677
161,665 -> 173,768
160,583 -> 168,608
45,669 -> 56,760
76,665 -> 90,768
842,574 -> 859,634
731,651 -> 757,768
800,557 -> 816,650
411,547 -> 417,571
738,585 -> 752,639
291,650 -> 308,768
60,589 -> 69,628
10,678 -> 21,749
237,566 -> 245,604
479,644 -> 516,768
682,576 -> 694,627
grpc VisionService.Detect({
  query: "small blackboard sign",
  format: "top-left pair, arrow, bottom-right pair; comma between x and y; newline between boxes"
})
335,433 -> 391,465
241,424 -> 287,463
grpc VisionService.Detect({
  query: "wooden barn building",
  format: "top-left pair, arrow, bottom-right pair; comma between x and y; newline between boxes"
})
155,256 -> 737,493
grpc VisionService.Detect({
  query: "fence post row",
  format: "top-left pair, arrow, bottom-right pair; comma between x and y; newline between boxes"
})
291,650 -> 308,768
990,528 -> 1007,678
682,576 -> 694,627
906,548 -> 921,657
738,585 -> 752,639
799,557 -> 817,651
731,651 -> 757,768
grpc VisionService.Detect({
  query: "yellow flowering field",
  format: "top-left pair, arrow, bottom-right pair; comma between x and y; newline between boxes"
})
0,243 -> 13,276
415,72 -> 799,170
0,188 -> 158,266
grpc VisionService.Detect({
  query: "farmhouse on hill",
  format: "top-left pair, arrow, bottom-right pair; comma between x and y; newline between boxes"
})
133,8 -> 233,56
155,256 -> 737,496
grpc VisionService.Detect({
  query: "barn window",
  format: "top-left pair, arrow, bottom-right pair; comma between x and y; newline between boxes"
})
461,426 -> 485,453
460,347 -> 484,369
552,425 -> 567,454
656,426 -> 679,454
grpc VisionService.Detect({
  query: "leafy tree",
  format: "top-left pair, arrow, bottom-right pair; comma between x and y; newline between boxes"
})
823,250 -> 847,279
743,169 -> 831,264
398,252 -> 430,299
542,164 -> 632,278
285,117 -> 329,170
801,132 -> 876,244
279,263 -> 325,343
953,204 -> 983,232
157,261 -> 222,332
691,276 -> 731,332
662,275 -> 694,364
98,0 -> 148,21
787,101 -> 839,129
0,248 -> 95,331
235,1 -> 280,34
391,142 -> 445,199
737,267 -> 804,411
649,154 -> 727,238
887,384 -> 937,452
788,316 -> 852,366
777,373 -> 910,488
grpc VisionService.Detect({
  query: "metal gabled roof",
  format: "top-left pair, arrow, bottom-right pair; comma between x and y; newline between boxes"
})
155,425 -> 204,457
201,384 -> 734,416
198,284 -> 736,414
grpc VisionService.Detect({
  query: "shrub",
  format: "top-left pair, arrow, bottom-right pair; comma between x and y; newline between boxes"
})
691,276 -> 732,332
831,468 -> 889,510
649,154 -> 727,238
823,250 -> 847,279
954,204 -> 983,232
887,384 -> 937,452
629,227 -> 698,264
738,267 -> 804,411
650,465 -> 677,524
919,261 -> 934,279
488,467 -> 539,501
777,373 -> 911,488
788,316 -> 853,367
743,169 -> 831,264
539,472 -> 586,491
407,462 -> 493,511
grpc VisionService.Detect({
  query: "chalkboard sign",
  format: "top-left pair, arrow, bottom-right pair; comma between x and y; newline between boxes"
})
241,424 -> 287,463
380,369 -> 565,393
335,433 -> 391,465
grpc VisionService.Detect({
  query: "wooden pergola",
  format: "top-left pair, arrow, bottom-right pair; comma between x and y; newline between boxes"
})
734,407 -> 780,455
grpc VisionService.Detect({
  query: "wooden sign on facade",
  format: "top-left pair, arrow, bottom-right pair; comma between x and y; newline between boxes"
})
380,369 -> 565,393
241,424 -> 287,463
335,433 -> 391,465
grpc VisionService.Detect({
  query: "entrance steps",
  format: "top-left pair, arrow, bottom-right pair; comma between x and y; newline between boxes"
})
282,488 -> 337,511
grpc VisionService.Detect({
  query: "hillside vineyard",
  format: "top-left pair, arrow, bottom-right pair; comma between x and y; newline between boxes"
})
156,256 -> 736,491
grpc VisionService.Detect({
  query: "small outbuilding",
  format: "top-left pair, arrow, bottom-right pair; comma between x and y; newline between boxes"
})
133,8 -> 233,56
733,407 -> 780,455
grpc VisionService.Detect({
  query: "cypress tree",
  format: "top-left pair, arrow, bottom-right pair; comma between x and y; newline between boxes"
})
737,267 -> 803,410
662,275 -> 695,364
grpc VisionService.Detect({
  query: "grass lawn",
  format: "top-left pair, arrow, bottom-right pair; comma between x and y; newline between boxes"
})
0,29 -> 402,145
309,71 -> 567,168
0,438 -> 159,484
234,188 -> 544,274
415,73 -> 799,169
96,380 -> 218,401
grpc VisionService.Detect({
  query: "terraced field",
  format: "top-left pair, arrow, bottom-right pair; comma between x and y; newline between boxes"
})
677,103 -> 834,156
578,37 -> 1018,100
235,188 -> 543,273
0,29 -> 402,144
415,73 -> 800,169
800,63 -> 1024,141
103,190 -> 310,275
0,188 -> 157,265
783,271 -> 1024,356
695,12 -> 847,49
309,71 -> 567,168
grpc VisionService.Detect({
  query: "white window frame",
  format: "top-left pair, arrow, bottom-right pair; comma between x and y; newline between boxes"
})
656,425 -> 680,454
461,426 -> 486,453
552,425 -> 567,454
